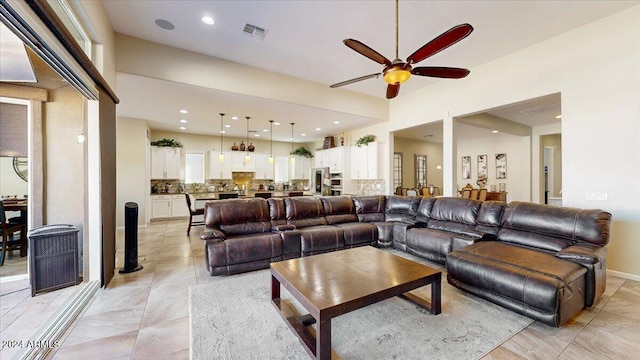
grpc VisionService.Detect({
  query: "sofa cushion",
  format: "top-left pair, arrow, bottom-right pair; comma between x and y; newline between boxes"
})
475,201 -> 507,236
267,198 -> 287,227
205,198 -> 271,235
429,197 -> 481,225
447,241 -> 587,326
321,196 -> 358,224
285,197 -> 327,228
298,225 -> 344,255
353,196 -> 386,222
384,195 -> 420,223
335,222 -> 377,246
501,202 -> 612,247
206,232 -> 283,267
406,227 -> 455,263
415,197 -> 437,223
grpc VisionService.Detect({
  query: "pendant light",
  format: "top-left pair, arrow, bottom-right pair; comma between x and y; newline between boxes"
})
218,113 -> 225,162
290,122 -> 295,164
268,120 -> 274,164
245,116 -> 251,163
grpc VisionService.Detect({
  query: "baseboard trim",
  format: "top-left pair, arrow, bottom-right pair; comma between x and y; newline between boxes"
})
0,273 -> 29,283
14,280 -> 100,360
607,269 -> 640,282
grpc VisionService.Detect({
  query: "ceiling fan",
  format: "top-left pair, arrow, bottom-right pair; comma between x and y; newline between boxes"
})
330,0 -> 474,99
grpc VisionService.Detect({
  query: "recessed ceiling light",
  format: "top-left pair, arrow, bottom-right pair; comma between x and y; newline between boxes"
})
179,126 -> 186,130
231,116 -> 238,120
491,130 -> 499,134
180,109 -> 188,114
254,134 -> 260,137
315,128 -> 321,131
224,124 -> 231,128
333,121 -> 340,124
220,130 -> 226,134
555,115 -> 562,119
274,122 -> 280,125
301,133 -> 307,136
155,19 -> 175,30
180,119 -> 187,123
201,16 -> 215,25
263,129 -> 268,132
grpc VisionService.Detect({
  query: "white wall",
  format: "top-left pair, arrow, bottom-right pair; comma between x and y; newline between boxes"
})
457,133 -> 527,201
116,117 -> 149,226
0,157 -> 28,197
391,6 -> 640,276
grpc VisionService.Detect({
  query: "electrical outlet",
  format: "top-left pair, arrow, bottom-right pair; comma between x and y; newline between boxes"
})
585,192 -> 608,200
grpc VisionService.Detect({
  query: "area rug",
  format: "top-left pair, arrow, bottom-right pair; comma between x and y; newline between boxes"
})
189,251 -> 533,360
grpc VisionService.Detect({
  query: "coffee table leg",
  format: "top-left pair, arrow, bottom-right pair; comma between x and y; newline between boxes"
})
431,275 -> 441,315
316,318 -> 331,360
271,274 -> 280,301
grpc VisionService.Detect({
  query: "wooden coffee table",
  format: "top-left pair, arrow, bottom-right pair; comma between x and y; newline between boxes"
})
270,246 -> 441,360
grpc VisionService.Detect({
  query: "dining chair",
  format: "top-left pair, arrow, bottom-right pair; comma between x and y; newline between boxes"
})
461,189 -> 471,199
254,192 -> 272,199
1,200 -> 27,266
185,194 -> 205,235
421,187 -> 431,197
478,188 -> 488,202
218,193 -> 239,200
406,189 -> 418,197
470,189 -> 479,200
395,186 -> 403,196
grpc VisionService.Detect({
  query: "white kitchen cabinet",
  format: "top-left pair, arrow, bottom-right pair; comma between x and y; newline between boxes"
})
253,153 -> 275,179
274,156 -> 289,183
151,146 -> 183,179
171,194 -> 189,217
151,194 -> 189,219
314,149 -> 330,168
350,142 -> 378,179
291,157 -> 310,180
150,195 -> 172,219
231,152 -> 255,171
314,147 -> 346,172
208,151 -> 232,179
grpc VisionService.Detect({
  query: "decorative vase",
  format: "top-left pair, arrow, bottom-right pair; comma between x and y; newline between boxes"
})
239,141 -> 245,151
248,143 -> 255,152
231,143 -> 238,151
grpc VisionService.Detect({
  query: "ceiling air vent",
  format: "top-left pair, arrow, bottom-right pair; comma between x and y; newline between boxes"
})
520,103 -> 560,116
242,23 -> 268,40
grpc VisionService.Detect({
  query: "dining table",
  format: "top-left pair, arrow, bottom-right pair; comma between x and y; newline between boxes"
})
3,199 -> 28,257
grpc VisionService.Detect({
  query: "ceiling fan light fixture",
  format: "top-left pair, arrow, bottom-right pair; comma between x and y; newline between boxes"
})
383,63 -> 411,85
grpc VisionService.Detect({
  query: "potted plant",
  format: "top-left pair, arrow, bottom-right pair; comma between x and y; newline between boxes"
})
355,134 -> 376,147
290,146 -> 314,158
150,138 -> 183,148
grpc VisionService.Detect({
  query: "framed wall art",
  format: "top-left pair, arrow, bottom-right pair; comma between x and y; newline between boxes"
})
462,156 -> 471,179
477,154 -> 488,178
496,153 -> 507,179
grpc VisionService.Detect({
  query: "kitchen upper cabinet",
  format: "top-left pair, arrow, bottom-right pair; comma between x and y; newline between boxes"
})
274,156 -> 289,183
151,146 -> 183,179
314,150 -> 330,168
314,147 -> 346,172
208,151 -> 232,179
253,154 -> 275,179
291,157 -> 310,180
231,152 -> 255,171
350,142 -> 379,180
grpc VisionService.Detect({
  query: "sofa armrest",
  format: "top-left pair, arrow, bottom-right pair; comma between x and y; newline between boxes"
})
557,243 -> 607,307
272,224 -> 296,232
556,243 -> 606,265
200,229 -> 225,243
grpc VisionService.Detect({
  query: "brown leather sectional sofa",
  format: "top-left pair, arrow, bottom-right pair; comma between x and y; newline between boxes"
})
201,195 -> 611,327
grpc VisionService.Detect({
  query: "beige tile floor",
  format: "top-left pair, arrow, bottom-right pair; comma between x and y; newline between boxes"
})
1,219 -> 639,359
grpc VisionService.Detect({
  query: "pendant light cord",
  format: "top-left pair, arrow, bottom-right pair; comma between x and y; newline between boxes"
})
219,113 -> 224,154
395,0 -> 399,59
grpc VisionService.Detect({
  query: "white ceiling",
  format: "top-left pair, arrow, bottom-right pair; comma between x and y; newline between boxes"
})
103,1 -> 635,140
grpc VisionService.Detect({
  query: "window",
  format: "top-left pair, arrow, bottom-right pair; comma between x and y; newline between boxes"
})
185,153 -> 204,184
393,152 -> 403,190
49,0 -> 93,58
415,154 -> 427,188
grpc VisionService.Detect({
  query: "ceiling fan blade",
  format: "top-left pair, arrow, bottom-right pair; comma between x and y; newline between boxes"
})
330,73 -> 381,88
344,39 -> 391,66
406,24 -> 474,64
386,83 -> 400,99
412,67 -> 470,78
